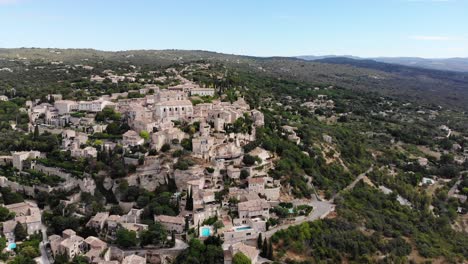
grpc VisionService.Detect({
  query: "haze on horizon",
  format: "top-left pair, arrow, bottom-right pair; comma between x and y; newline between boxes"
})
1,0 -> 467,59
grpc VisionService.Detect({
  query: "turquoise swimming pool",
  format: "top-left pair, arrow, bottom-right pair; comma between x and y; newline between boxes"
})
236,226 -> 252,231
8,243 -> 16,250
201,227 -> 211,237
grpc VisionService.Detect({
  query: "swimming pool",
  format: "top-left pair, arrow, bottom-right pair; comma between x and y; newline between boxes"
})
236,226 -> 252,231
201,227 -> 211,237
8,243 -> 16,250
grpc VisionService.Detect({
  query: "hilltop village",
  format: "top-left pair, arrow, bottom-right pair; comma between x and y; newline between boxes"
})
0,64 -> 320,264
0,54 -> 467,264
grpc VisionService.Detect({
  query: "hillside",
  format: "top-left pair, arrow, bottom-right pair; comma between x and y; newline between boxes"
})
298,55 -> 468,73
0,48 -> 466,264
375,57 -> 468,73
1,48 -> 467,111
0,48 -> 468,109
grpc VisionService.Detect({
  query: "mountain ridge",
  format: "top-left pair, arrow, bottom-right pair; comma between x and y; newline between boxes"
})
1,48 -> 468,110
297,55 -> 468,73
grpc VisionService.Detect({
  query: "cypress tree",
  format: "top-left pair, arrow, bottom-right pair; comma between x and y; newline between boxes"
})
185,188 -> 193,211
14,222 -> 27,241
33,125 -> 39,139
267,239 -> 273,259
257,233 -> 263,249
184,217 -> 189,232
261,238 -> 268,258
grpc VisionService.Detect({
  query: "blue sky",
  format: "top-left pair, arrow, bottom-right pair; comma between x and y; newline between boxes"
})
1,0 -> 467,58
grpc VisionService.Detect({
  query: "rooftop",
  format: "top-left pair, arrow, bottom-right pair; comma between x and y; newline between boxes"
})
155,215 -> 185,225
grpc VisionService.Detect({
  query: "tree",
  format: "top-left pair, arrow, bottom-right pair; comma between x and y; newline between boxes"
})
240,170 -> 250,180
267,239 -> 273,259
109,205 -> 124,215
140,222 -> 168,247
115,229 -> 138,248
185,189 -> 193,211
181,138 -> 192,151
1,187 -> 25,204
185,217 -> 189,232
233,252 -> 251,264
0,206 -> 14,221
257,233 -> 263,249
243,154 -> 257,166
9,254 -> 36,264
171,231 -> 176,246
33,125 -> 39,139
52,253 -> 69,264
175,238 -> 223,264
161,143 -> 171,152
261,238 -> 268,258
139,130 -> 150,141
14,222 -> 28,241
19,245 -> 40,258
71,255 -> 91,264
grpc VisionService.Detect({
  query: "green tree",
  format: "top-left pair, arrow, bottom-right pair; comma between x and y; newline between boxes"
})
267,239 -> 273,259
71,255 -> 90,264
261,238 -> 268,258
161,143 -> 171,152
33,125 -> 39,139
0,206 -> 14,221
140,222 -> 168,247
9,254 -> 36,264
257,233 -> 263,249
181,138 -> 192,151
14,222 -> 28,241
139,130 -> 150,141
19,245 -> 40,259
115,229 -> 138,249
185,189 -> 193,211
233,252 -> 251,264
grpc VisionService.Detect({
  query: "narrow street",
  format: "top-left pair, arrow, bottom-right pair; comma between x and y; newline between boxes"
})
36,225 -> 51,264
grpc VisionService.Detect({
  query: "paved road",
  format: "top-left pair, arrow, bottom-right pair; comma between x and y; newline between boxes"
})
37,225 -> 51,264
122,238 -> 189,256
262,166 -> 373,239
264,199 -> 335,238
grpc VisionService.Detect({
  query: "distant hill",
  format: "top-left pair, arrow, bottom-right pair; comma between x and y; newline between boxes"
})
374,57 -> 468,73
1,48 -> 468,110
297,55 -> 468,73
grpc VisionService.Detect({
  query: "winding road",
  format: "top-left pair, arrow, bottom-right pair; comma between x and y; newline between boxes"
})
264,199 -> 335,238
264,166 -> 373,239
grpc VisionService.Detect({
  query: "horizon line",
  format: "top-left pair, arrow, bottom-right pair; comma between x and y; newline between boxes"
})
0,46 -> 467,60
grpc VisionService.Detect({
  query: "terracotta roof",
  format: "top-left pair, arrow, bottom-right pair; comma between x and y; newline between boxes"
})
236,242 -> 259,261
122,254 -> 146,264
85,236 -> 107,249
155,100 -> 193,106
60,235 -> 84,249
155,215 -> 185,225
248,177 -> 265,185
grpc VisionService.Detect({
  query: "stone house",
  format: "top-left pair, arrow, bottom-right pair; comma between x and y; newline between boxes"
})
122,130 -> 144,146
155,215 -> 185,234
